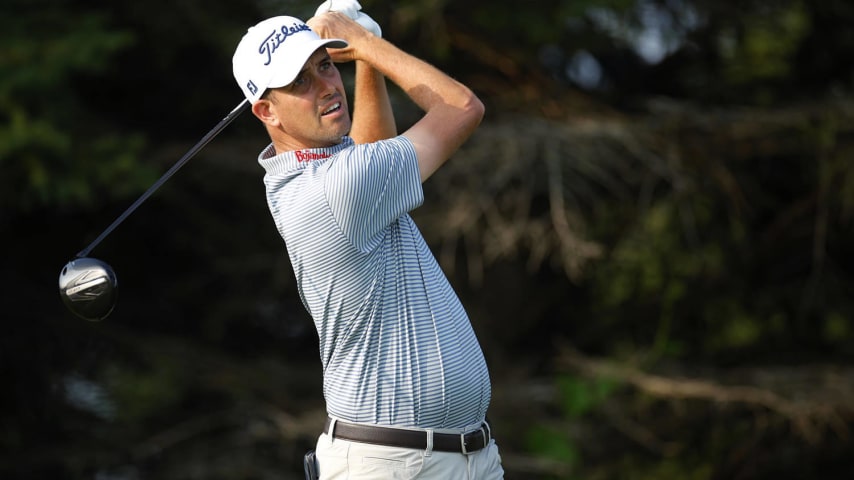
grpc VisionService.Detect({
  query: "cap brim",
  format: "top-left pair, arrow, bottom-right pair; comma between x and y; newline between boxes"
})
267,38 -> 349,89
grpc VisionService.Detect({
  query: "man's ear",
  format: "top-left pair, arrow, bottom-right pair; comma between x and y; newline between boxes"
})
252,99 -> 280,127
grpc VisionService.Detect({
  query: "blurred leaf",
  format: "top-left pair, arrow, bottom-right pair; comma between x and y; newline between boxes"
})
823,312 -> 850,342
557,374 -> 618,418
719,1 -> 810,85
0,5 -> 151,211
525,424 -> 580,467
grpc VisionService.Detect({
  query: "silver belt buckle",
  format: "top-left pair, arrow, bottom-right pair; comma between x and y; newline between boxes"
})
460,431 -> 472,455
460,424 -> 488,455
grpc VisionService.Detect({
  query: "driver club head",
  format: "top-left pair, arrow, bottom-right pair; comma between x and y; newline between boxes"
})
56,101 -> 249,322
59,257 -> 118,321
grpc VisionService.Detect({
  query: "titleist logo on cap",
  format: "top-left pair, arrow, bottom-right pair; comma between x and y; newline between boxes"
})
259,22 -> 312,66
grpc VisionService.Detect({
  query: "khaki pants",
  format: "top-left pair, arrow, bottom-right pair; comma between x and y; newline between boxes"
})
315,432 -> 504,479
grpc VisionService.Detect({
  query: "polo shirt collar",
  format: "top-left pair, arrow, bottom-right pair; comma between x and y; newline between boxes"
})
258,136 -> 354,176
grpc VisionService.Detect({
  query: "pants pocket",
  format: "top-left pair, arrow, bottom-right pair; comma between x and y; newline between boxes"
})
349,443 -> 425,480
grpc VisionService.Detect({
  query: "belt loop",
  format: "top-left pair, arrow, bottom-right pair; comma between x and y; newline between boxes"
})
328,418 -> 338,438
425,429 -> 434,457
460,432 -> 470,455
483,421 -> 492,443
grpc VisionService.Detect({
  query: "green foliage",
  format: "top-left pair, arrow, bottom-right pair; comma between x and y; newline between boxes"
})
557,374 -> 619,418
823,311 -> 851,342
0,11 -> 132,95
0,3 -> 149,210
524,424 -> 580,471
521,375 -> 619,477
104,357 -> 190,425
703,302 -> 764,350
608,455 -> 713,480
4,0 -> 854,478
557,0 -> 636,19
591,200 -> 726,356
719,0 -> 811,98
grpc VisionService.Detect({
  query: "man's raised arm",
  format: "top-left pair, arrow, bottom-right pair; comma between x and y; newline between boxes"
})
309,12 -> 484,182
348,61 -> 397,144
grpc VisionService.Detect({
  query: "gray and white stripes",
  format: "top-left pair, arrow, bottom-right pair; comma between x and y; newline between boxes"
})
258,136 -> 491,429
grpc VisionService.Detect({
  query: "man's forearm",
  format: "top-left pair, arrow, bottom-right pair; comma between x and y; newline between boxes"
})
351,34 -> 484,180
349,60 -> 396,144
353,35 -> 477,120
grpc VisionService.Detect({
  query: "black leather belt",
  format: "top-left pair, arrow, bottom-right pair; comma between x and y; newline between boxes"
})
323,417 -> 492,454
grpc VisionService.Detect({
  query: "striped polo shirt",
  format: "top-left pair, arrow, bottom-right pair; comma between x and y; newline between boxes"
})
258,136 -> 491,429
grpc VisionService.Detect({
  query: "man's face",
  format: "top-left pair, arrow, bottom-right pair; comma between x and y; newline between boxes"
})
265,48 -> 350,149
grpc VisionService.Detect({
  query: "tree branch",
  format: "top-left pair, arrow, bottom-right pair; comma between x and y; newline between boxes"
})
557,344 -> 854,443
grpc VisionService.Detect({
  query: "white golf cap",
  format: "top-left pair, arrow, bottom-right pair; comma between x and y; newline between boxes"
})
232,16 -> 347,104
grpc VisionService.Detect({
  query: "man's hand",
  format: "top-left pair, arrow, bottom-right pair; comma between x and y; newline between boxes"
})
314,0 -> 382,37
308,12 -> 374,64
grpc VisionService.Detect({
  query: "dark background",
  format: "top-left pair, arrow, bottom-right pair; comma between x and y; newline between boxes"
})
3,0 -> 854,478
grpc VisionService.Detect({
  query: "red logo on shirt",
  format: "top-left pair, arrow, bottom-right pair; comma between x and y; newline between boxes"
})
295,150 -> 332,162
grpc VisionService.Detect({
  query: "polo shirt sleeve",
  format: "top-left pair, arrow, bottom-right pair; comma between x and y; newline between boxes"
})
324,136 -> 424,251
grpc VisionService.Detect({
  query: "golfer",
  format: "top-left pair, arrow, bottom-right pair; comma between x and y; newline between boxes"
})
232,11 -> 503,479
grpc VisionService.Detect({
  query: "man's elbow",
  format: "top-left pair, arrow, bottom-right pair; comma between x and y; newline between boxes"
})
464,93 -> 486,128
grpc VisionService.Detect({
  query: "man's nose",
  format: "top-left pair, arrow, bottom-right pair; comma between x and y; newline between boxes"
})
316,75 -> 336,96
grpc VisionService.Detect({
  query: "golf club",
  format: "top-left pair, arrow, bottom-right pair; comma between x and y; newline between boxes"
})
59,99 -> 250,321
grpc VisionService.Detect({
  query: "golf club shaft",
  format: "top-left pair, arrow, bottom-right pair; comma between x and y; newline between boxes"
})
76,99 -> 250,258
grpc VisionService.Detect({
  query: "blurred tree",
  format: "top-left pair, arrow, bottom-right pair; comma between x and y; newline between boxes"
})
0,0 -> 147,211
4,0 -> 854,479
